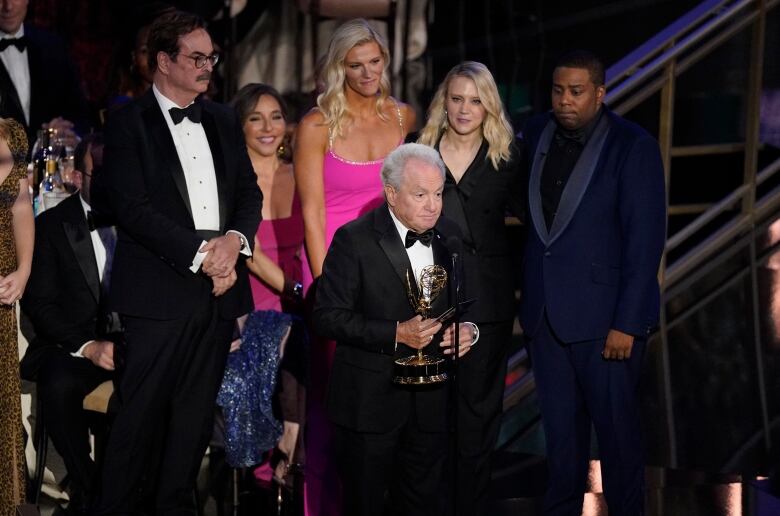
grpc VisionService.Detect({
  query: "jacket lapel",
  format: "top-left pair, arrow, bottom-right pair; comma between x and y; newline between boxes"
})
440,140 -> 489,246
0,60 -> 24,125
25,25 -> 43,130
139,91 -> 194,223
201,106 -> 227,232
451,139 -> 489,201
61,196 -> 100,302
528,118 -> 556,245
547,113 -> 611,246
375,205 -> 417,302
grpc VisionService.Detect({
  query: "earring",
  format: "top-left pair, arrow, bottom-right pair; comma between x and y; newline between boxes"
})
277,143 -> 286,157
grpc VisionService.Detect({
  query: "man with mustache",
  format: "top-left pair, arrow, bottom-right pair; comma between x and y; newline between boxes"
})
520,50 -> 666,515
90,10 -> 261,514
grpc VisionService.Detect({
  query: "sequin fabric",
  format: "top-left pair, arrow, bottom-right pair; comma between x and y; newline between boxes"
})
217,310 -> 290,467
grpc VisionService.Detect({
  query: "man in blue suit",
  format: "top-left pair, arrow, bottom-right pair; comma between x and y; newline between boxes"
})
520,50 -> 666,515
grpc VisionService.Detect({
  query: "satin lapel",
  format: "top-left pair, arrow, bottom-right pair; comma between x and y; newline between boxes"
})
528,119 -> 556,245
441,141 -> 488,245
0,60 -> 24,124
61,199 -> 100,302
140,95 -> 194,223
547,114 -> 611,246
442,184 -> 471,244
452,140 -> 489,201
25,29 -> 43,128
201,107 -> 227,232
375,206 -> 417,302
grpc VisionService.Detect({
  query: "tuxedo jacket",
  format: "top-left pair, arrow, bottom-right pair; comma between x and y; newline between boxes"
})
0,24 -> 89,145
20,193 -> 116,378
520,109 -> 666,342
92,89 -> 262,320
313,205 -> 462,433
441,139 -> 524,323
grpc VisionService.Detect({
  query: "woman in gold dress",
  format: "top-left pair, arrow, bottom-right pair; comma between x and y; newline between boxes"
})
0,117 -> 34,511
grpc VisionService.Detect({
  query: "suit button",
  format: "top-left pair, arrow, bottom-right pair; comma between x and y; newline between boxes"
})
544,251 -> 551,257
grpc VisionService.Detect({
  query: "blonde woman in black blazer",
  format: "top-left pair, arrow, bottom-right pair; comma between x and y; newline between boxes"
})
419,61 -> 524,516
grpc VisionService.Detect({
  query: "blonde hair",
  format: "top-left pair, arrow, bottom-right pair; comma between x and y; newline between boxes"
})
316,19 -> 392,139
418,61 -> 514,169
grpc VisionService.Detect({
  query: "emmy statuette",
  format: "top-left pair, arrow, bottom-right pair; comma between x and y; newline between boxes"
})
393,265 -> 449,385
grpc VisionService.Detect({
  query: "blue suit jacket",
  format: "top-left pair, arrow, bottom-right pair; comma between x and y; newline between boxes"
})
520,109 -> 666,343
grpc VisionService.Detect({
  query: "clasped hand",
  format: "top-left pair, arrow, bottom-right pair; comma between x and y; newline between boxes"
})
0,270 -> 28,305
440,323 -> 475,358
200,235 -> 241,296
82,340 -> 115,370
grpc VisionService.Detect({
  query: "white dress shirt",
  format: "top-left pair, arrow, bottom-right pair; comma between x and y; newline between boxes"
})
80,196 -> 107,281
152,85 -> 249,272
388,207 -> 434,288
73,195 -> 107,358
0,26 -> 31,124
388,207 -> 479,348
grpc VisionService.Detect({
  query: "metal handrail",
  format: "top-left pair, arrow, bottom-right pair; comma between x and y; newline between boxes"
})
665,156 -> 780,255
665,184 -> 748,252
605,0 -> 780,105
605,0 -> 729,89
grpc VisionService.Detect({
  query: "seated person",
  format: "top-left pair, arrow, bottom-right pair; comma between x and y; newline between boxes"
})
21,133 -> 120,513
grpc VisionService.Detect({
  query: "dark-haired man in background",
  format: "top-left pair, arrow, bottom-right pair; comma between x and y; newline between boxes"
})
90,10 -> 261,514
520,50 -> 666,515
0,0 -> 89,147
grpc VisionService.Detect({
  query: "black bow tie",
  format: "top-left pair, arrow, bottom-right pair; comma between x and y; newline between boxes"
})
0,36 -> 27,52
169,103 -> 202,125
86,210 -> 110,231
405,229 -> 434,248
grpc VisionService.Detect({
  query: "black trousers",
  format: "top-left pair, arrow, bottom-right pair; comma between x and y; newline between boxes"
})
37,348 -> 113,496
335,408 -> 448,516
453,320 -> 513,516
92,286 -> 233,515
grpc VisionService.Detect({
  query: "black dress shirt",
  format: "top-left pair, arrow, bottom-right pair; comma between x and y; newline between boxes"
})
540,108 -> 603,229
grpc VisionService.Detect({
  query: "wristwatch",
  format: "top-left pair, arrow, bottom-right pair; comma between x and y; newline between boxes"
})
234,233 -> 248,252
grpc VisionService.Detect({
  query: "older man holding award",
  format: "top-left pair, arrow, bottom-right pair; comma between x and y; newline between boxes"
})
314,143 -> 476,516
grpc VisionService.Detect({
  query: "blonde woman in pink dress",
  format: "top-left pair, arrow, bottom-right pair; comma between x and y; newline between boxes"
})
294,18 -> 416,516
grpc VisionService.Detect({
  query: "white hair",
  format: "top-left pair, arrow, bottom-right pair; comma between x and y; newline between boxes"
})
381,143 -> 446,189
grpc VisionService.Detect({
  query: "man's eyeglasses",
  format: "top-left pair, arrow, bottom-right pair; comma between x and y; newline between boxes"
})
175,52 -> 219,69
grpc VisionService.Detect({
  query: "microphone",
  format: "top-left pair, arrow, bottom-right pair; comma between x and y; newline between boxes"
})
445,233 -> 462,509
446,235 -> 462,362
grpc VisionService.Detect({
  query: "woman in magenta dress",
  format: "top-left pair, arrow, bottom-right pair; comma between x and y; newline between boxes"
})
293,18 -> 416,516
229,83 -> 306,488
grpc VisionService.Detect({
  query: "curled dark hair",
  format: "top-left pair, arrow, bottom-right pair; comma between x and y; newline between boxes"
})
230,83 -> 288,126
554,50 -> 605,86
146,10 -> 207,72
